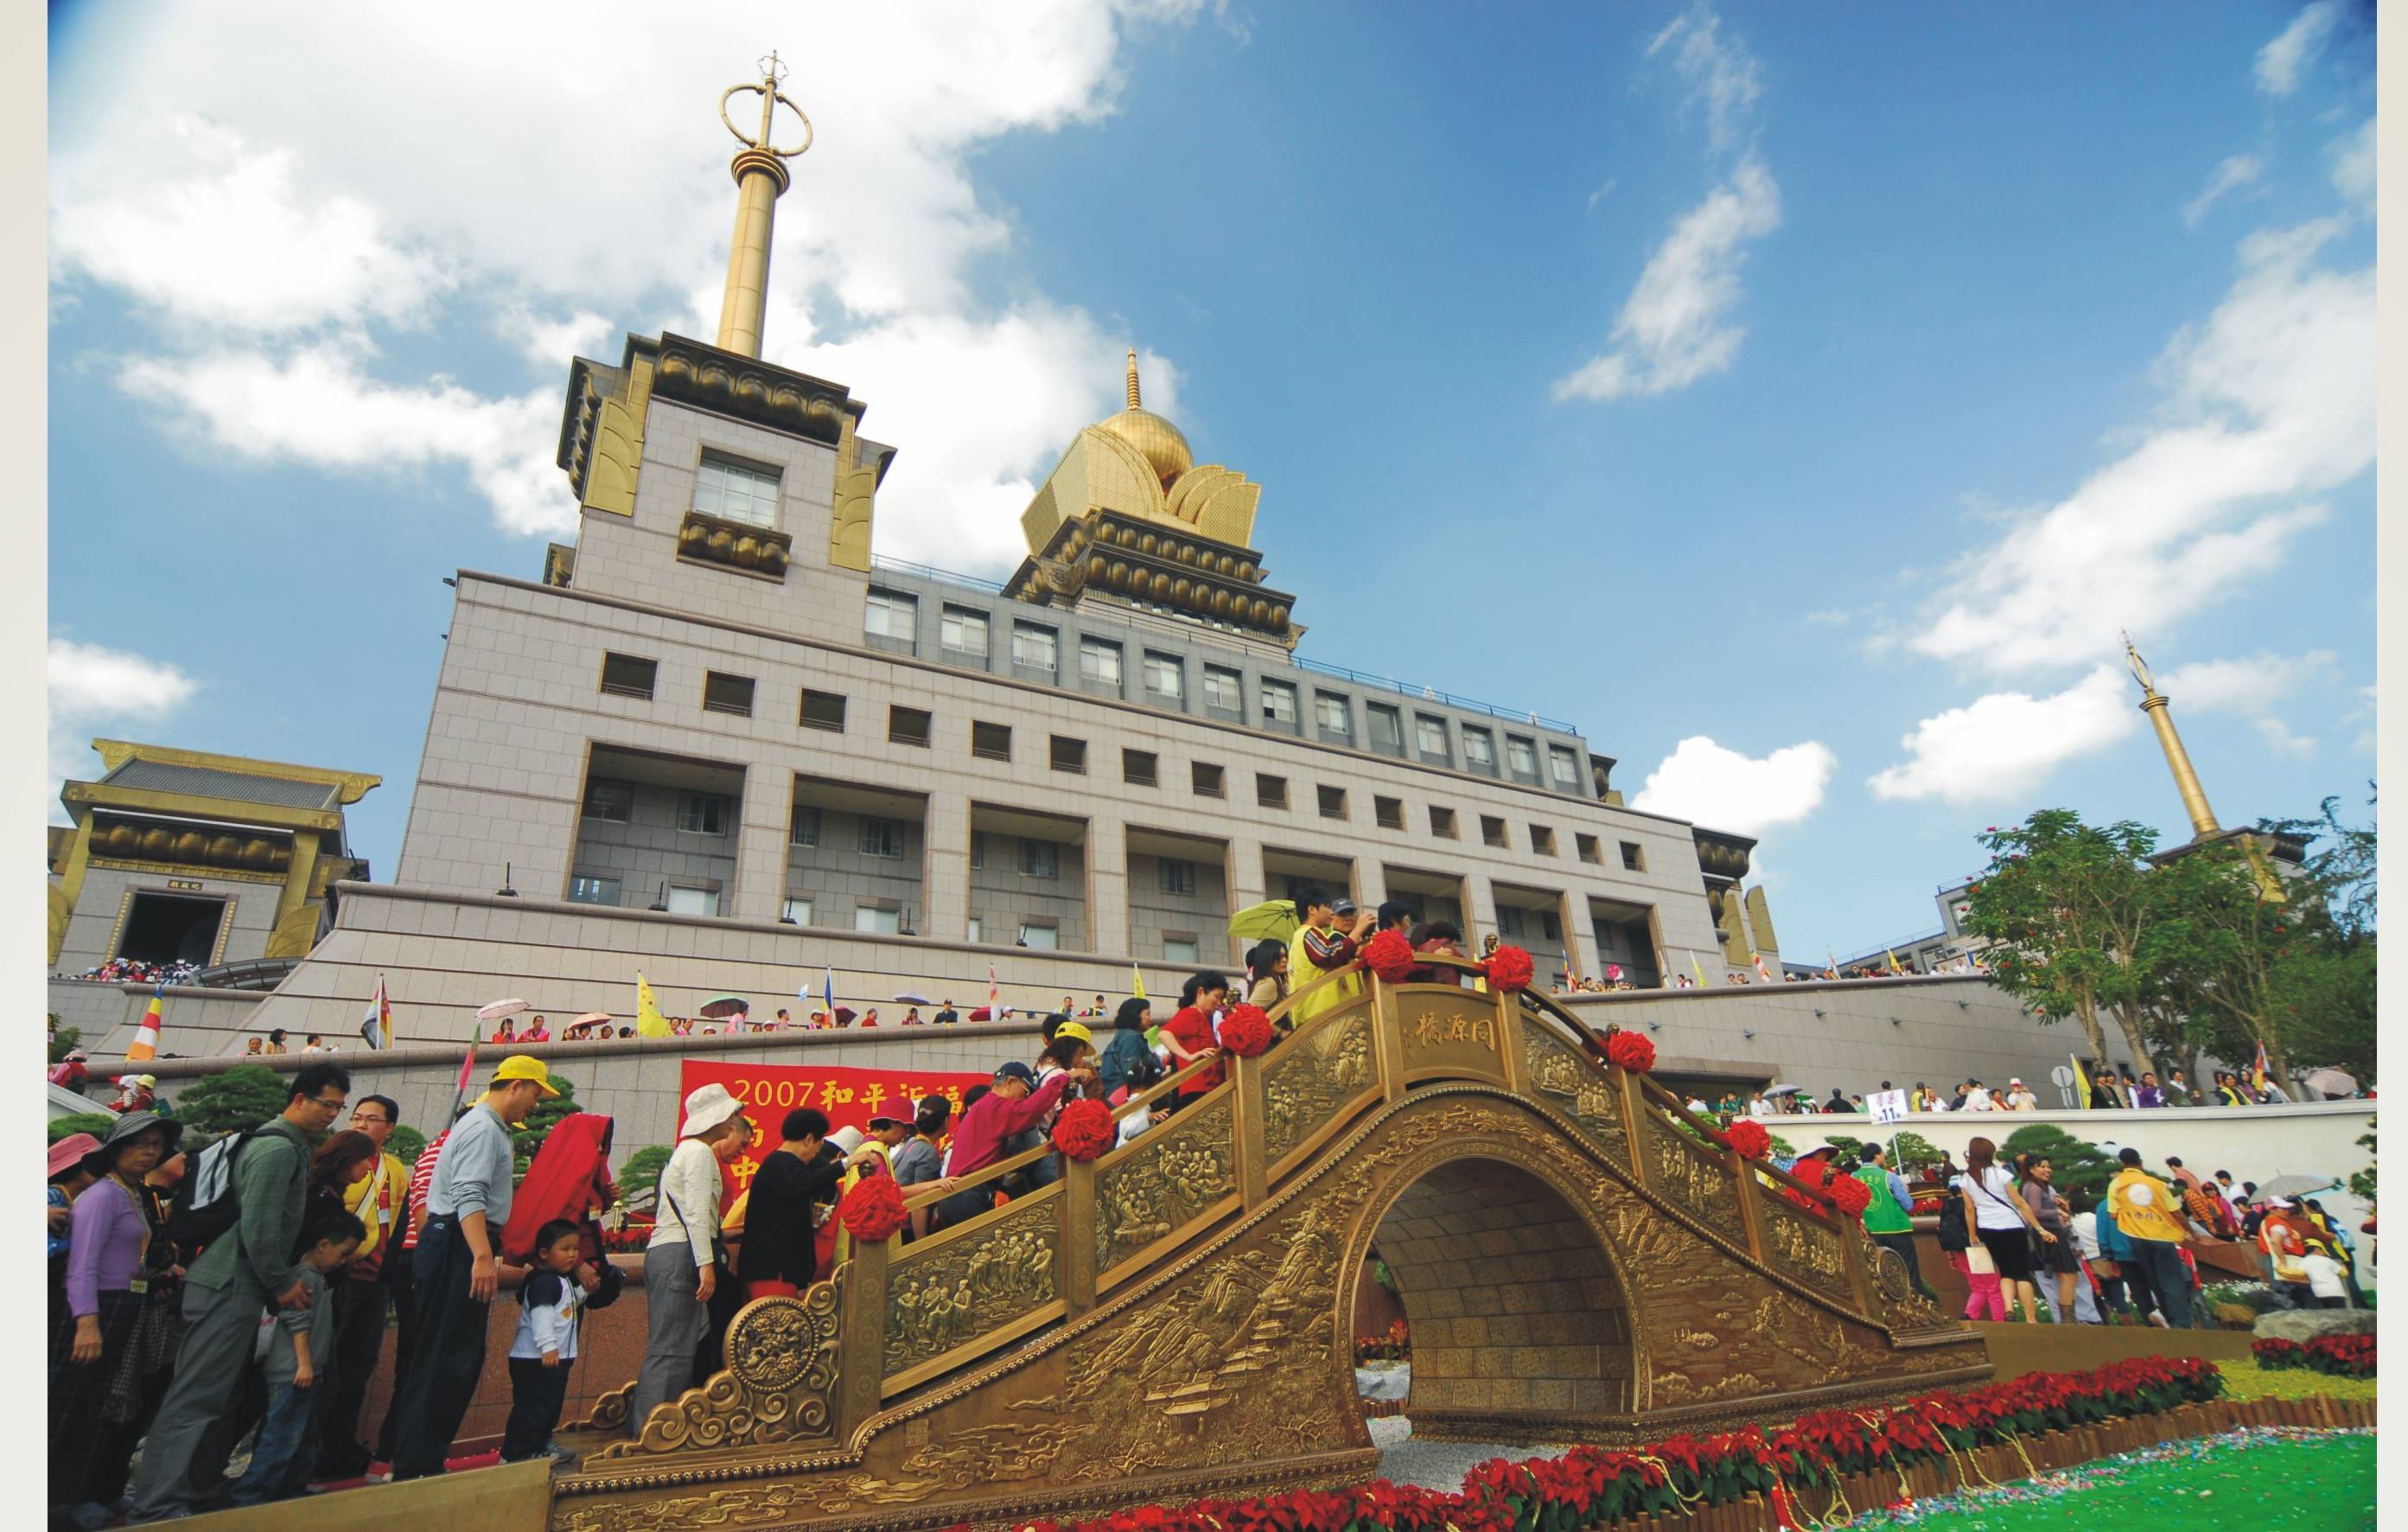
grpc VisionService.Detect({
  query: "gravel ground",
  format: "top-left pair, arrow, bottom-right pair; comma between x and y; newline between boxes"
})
1366,1417 -> 1570,1491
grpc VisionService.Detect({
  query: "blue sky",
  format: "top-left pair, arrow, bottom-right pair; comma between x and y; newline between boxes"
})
47,2 -> 2376,963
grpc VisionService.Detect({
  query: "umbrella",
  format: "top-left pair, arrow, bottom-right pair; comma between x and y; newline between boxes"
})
697,995 -> 751,1020
967,1006 -> 994,1022
834,1006 -> 858,1025
2255,1174 -> 2339,1202
2302,1068 -> 2358,1100
1226,899 -> 1300,942
893,991 -> 933,1005
570,1012 -> 614,1027
1763,1083 -> 1805,1096
476,998 -> 530,1022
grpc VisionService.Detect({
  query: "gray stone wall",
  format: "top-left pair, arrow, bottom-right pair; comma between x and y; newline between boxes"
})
570,779 -> 742,912
1125,851 -> 1228,961
57,865 -> 282,974
968,832 -> 1089,952
784,805 -> 926,931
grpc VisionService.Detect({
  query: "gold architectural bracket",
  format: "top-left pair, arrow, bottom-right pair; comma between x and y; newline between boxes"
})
589,1281 -> 844,1462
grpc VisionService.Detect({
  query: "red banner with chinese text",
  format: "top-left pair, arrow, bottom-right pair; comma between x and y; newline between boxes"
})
677,1058 -> 989,1205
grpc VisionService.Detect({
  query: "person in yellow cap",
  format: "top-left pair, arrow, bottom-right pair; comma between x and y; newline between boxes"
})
391,1055 -> 557,1479
1019,1019 -> 1099,1190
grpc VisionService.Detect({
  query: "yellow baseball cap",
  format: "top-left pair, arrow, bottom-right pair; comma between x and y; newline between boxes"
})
1054,1021 -> 1094,1046
493,1054 -> 562,1097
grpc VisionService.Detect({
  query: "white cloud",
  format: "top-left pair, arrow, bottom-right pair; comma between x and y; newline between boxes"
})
2182,153 -> 2265,227
2156,649 -> 2337,713
1553,157 -> 1781,402
1587,180 -> 1619,210
2253,718 -> 2318,759
118,346 -> 573,538
1869,665 -> 2138,806
2329,117 -> 2375,208
1630,736 -> 1836,837
1646,6 -> 1763,155
1899,217 -> 2372,675
47,639 -> 201,822
2256,2 -> 2338,97
497,308 -> 618,373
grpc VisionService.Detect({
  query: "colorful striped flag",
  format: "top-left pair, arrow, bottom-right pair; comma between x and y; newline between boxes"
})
987,963 -> 1000,1015
2251,1038 -> 2270,1095
359,976 -> 392,1050
1751,950 -> 1774,984
823,967 -> 838,1021
450,1035 -> 479,1117
125,989 -> 162,1063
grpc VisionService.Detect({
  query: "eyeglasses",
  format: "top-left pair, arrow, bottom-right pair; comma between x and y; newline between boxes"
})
309,1095 -> 347,1110
351,1111 -> 391,1126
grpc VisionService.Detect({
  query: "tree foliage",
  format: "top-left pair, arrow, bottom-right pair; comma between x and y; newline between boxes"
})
49,1113 -> 118,1146
1998,1123 -> 2120,1203
173,1064 -> 292,1137
619,1144 -> 673,1207
2348,1120 -> 2374,1206
1964,811 -> 2164,1069
510,1073 -> 580,1175
49,1024 -> 80,1066
387,1123 -> 427,1167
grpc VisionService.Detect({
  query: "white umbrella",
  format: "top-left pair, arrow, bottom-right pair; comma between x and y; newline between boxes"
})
475,998 -> 531,1022
2256,1174 -> 2339,1202
1763,1083 -> 1806,1096
893,991 -> 933,1005
2302,1068 -> 2359,1099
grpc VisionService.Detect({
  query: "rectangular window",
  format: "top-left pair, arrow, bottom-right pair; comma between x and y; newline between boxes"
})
703,671 -> 755,717
1017,921 -> 1060,950
1530,825 -> 1558,857
583,777 -> 634,822
1366,704 -> 1405,756
667,885 -> 720,917
1011,622 -> 1057,676
859,818 -> 906,859
780,896 -> 812,924
1314,692 -> 1352,741
1430,806 -> 1458,839
1462,727 -> 1496,774
971,721 -> 1012,761
1506,737 -> 1539,781
1317,784 -> 1348,820
965,916 -> 983,943
789,807 -> 820,846
1374,795 -> 1405,831
1415,714 -> 1450,762
1160,859 -> 1197,897
677,793 -> 729,835
1123,749 -> 1158,786
1078,638 -> 1123,687
969,832 -> 985,870
568,875 -> 620,905
1143,652 -> 1184,701
1481,814 -> 1509,849
693,454 -> 782,528
1621,840 -> 1646,872
1541,911 -> 1562,942
1050,736 -> 1087,774
1497,906 -> 1524,939
1193,762 -> 1225,798
599,653 -> 657,699
940,605 -> 990,658
1202,665 -> 1243,713
1260,679 -> 1298,725
864,590 -> 918,642
1019,840 -> 1059,879
799,690 -> 846,731
889,706 -> 932,747
1257,773 -> 1289,809
1548,745 -> 1583,791
853,905 -> 901,935
1163,935 -> 1201,964
1576,833 -> 1602,865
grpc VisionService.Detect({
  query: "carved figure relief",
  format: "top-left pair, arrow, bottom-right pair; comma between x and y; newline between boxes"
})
1094,1098 -> 1236,1273
1523,1027 -> 1626,1167
1643,1111 -> 1733,1218
1260,1012 -> 1374,1164
883,1198 -> 1058,1376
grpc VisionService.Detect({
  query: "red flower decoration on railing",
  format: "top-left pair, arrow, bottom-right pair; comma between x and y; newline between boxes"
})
1827,1173 -> 1871,1219
1604,1030 -> 1655,1074
837,1173 -> 909,1243
1050,1097 -> 1118,1162
1360,929 -> 1417,982
1483,944 -> 1535,993
1723,1118 -> 1771,1159
1218,1005 -> 1274,1059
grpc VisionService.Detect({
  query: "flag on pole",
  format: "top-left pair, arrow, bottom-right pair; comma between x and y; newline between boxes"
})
822,967 -> 838,1020
1130,962 -> 1146,1002
1690,953 -> 1710,986
1826,948 -> 1841,979
1887,948 -> 1905,975
987,963 -> 1000,1014
360,976 -> 392,1050
1751,950 -> 1774,983
2070,1054 -> 2092,1112
635,973 -> 671,1037
450,1036 -> 479,1117
2250,1038 -> 2270,1095
125,989 -> 162,1063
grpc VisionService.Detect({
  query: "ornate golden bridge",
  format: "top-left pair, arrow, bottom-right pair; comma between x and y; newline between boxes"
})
550,961 -> 1984,1532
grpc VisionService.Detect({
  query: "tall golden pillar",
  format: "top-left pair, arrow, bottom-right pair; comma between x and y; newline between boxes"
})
713,53 -> 813,359
2122,633 -> 2221,839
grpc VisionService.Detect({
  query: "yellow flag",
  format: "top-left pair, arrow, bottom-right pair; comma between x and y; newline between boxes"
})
1887,948 -> 1904,975
636,972 -> 671,1037
1690,953 -> 1710,986
1130,962 -> 1146,1002
2070,1054 -> 2091,1112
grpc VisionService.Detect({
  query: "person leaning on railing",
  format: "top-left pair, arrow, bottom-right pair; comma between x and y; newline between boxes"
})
933,1060 -> 1094,1229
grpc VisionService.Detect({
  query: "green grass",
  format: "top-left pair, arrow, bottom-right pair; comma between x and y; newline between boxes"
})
1860,1432 -> 2373,1532
2215,1361 -> 2379,1403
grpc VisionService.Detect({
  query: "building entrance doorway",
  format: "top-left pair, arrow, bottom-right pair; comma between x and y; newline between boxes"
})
117,891 -> 227,967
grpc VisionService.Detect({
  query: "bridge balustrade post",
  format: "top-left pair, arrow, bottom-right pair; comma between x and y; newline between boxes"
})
1730,1151 -> 1768,1262
1371,974 -> 1409,1105
1838,1212 -> 1876,1313
1061,1157 -> 1099,1315
1612,1066 -> 1649,1190
838,1234 -> 889,1435
1494,990 -> 1526,1093
1232,1051 -> 1270,1209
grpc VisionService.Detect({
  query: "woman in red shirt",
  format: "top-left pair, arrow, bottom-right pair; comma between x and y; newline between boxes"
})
1161,971 -> 1229,1103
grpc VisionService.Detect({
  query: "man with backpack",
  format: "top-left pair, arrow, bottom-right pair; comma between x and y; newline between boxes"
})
130,1062 -> 351,1522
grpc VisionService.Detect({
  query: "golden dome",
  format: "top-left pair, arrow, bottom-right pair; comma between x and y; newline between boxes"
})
1098,349 -> 1192,488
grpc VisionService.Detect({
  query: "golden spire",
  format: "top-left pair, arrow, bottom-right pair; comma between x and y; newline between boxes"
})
2123,631 -> 2222,840
1125,349 -> 1143,410
712,51 -> 813,359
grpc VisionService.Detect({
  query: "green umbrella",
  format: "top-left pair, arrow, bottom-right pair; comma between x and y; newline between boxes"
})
1226,899 -> 1300,942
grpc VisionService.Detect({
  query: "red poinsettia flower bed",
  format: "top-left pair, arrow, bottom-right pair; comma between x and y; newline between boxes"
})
1353,1319 -> 1411,1364
959,1359 -> 2223,1532
2254,1333 -> 2375,1378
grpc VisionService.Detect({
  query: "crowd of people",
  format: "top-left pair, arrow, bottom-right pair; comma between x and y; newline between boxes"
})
1680,1065 -> 2359,1121
61,959 -> 201,986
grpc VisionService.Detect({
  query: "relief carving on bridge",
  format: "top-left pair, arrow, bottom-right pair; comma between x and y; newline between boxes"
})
1522,1025 -> 1627,1168
1395,993 -> 1507,1082
1260,1009 -> 1376,1165
1094,1096 -> 1237,1273
1643,1110 -> 1733,1219
1757,1193 -> 1853,1306
883,1195 -> 1059,1377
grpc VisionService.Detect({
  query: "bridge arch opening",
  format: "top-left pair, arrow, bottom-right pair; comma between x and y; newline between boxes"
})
1358,1154 -> 1634,1439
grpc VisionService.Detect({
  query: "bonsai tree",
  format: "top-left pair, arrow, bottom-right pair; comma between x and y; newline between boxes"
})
173,1064 -> 292,1137
618,1144 -> 673,1207
1999,1123 -> 2119,1203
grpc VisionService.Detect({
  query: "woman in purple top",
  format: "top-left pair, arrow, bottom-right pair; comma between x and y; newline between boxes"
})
50,1112 -> 182,1528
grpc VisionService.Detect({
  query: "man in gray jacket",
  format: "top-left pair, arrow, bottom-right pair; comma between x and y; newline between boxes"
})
130,1061 -> 350,1521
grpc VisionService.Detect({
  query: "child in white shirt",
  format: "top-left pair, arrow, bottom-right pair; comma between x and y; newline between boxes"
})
503,1221 -> 590,1462
2300,1250 -> 2349,1309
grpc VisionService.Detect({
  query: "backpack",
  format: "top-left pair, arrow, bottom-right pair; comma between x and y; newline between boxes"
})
1116,1031 -> 1164,1091
168,1128 -> 258,1261
1936,1186 -> 1971,1252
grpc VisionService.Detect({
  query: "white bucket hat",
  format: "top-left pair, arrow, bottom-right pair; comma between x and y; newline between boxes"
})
680,1082 -> 744,1139
827,1125 -> 865,1155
